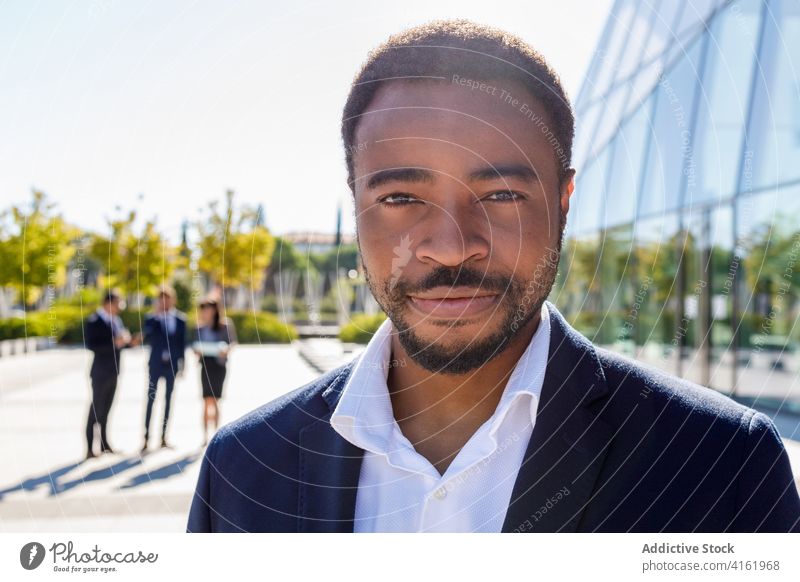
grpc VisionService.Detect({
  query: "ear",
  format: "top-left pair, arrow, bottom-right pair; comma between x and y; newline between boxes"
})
559,168 -> 576,218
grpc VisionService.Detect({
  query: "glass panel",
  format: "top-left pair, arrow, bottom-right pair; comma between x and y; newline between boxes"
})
603,100 -> 652,227
665,0 -> 722,73
641,1 -> 684,64
639,37 -> 705,217
589,0 -> 638,101
746,0 -> 800,191
708,205 -> 736,393
623,60 -> 668,123
587,85 -> 630,161
735,184 -> 800,409
623,0 -> 682,122
631,213 -> 682,375
572,102 -> 603,170
672,0 -> 722,42
558,234 -> 603,341
569,147 -> 611,237
574,0 -> 623,111
687,0 -> 761,207
613,1 -> 656,82
681,206 -> 735,391
681,210 -> 709,386
597,225 -> 636,350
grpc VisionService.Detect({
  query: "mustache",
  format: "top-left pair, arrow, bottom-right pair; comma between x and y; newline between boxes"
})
387,266 -> 515,300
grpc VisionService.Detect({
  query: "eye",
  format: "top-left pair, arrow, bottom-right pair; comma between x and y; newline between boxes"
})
379,193 -> 421,206
483,190 -> 524,202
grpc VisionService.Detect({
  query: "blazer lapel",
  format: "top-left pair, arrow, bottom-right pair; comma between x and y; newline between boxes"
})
297,360 -> 364,532
502,301 -> 614,532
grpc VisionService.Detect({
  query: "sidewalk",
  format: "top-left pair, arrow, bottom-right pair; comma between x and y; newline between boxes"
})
1,341 -> 798,532
0,344 -> 321,532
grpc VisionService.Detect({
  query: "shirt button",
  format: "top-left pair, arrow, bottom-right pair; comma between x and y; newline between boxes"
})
433,487 -> 447,500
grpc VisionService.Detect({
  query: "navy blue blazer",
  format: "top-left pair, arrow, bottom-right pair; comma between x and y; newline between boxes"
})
143,311 -> 187,373
187,301 -> 800,532
85,312 -> 128,380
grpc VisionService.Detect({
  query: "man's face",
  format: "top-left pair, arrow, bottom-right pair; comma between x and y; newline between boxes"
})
351,79 -> 574,375
158,293 -> 174,311
107,298 -> 121,315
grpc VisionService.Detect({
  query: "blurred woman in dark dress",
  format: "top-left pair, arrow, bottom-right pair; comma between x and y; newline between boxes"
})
192,298 -> 237,445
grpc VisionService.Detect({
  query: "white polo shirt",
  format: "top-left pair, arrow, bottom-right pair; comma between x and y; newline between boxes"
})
330,302 -> 551,532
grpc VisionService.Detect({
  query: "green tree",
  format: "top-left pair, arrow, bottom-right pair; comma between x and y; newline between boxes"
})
268,236 -> 314,276
742,218 -> 800,302
197,190 -> 276,304
89,210 -> 176,299
309,243 -> 360,274
0,190 -> 77,307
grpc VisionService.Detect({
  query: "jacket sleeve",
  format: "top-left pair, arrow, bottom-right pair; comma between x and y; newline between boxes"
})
143,315 -> 157,346
175,314 -> 189,362
177,316 -> 187,362
732,411 -> 800,532
187,434 -> 218,532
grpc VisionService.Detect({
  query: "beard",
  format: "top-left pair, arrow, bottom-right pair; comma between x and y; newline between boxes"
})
360,211 -> 565,375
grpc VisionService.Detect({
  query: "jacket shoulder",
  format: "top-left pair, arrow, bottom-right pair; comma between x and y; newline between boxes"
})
595,346 -> 753,429
212,359 -> 356,451
585,346 -> 799,532
188,358 -> 358,532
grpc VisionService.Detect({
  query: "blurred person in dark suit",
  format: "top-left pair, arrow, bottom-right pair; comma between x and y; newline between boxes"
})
84,290 -> 140,459
142,284 -> 186,452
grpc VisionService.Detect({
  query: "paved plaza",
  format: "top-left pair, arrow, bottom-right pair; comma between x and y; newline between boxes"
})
0,343 -> 355,532
0,340 -> 798,532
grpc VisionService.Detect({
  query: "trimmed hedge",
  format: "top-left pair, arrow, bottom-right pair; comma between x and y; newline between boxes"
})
0,305 -> 85,342
0,307 -> 298,344
339,312 -> 387,344
226,311 -> 298,344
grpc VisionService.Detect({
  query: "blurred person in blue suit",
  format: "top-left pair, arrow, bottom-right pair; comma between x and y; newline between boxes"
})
141,284 -> 186,452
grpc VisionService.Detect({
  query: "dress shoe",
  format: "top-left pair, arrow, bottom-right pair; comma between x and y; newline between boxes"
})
100,446 -> 116,454
85,450 -> 97,460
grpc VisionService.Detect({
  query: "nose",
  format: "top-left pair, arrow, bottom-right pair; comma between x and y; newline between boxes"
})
414,200 -> 490,267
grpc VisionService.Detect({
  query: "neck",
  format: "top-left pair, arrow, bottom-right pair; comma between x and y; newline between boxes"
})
386,311 -> 541,473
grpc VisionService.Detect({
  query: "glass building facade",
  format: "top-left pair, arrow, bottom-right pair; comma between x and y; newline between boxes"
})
555,0 -> 800,409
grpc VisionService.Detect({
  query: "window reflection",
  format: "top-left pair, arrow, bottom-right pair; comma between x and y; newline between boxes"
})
747,0 -> 800,190
735,185 -> 800,409
564,0 -> 800,411
689,0 -> 761,205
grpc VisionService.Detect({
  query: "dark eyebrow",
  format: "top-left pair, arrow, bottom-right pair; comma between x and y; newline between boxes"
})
366,168 -> 435,189
467,164 -> 539,183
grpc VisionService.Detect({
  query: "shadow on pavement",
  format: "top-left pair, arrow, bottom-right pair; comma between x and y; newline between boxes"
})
118,450 -> 202,490
0,461 -> 84,499
55,456 -> 144,494
0,456 -> 147,499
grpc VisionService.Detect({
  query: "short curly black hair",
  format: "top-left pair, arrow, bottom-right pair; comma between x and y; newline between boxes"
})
341,19 -> 575,192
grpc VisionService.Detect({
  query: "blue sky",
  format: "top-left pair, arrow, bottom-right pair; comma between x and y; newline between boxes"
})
0,0 -> 612,241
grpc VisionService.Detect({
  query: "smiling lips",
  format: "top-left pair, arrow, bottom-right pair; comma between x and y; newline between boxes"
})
407,287 -> 500,319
